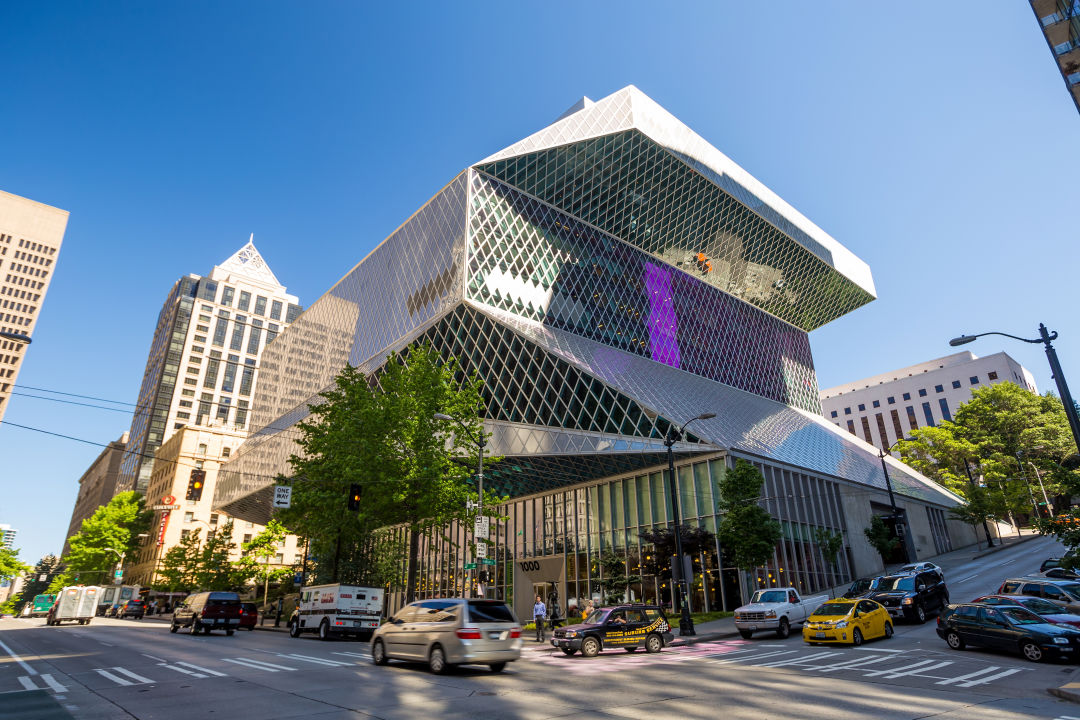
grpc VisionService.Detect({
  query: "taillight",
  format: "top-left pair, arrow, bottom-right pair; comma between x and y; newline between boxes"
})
456,628 -> 482,639
510,627 -> 521,638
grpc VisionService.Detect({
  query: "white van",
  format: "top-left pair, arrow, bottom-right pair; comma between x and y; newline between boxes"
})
290,584 -> 383,640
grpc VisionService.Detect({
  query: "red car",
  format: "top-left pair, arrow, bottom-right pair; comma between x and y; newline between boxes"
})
973,594 -> 1080,628
238,602 -> 258,630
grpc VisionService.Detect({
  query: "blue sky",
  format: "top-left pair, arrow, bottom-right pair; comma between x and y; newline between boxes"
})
2,2 -> 1078,567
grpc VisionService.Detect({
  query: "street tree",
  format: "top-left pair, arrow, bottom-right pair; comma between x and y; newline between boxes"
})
156,529 -> 203,594
594,549 -> 639,604
0,546 -> 30,585
812,528 -> 844,595
638,524 -> 716,584
239,519 -> 289,603
716,459 -> 782,600
864,516 -> 900,563
11,555 -> 62,613
196,521 -> 253,591
50,492 -> 151,589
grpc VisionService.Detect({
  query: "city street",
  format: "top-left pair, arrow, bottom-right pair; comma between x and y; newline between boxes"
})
4,536 -> 1080,719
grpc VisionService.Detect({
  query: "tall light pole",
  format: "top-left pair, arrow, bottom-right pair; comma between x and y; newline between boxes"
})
434,413 -> 485,598
962,459 -> 995,547
664,412 -> 715,637
877,439 -> 912,563
950,325 -> 1080,454
104,547 -> 126,584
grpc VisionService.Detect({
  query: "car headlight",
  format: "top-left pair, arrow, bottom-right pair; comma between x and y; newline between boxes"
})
1054,637 -> 1070,645
902,598 -> 913,605
834,621 -> 848,629
566,631 -> 578,638
764,610 -> 777,619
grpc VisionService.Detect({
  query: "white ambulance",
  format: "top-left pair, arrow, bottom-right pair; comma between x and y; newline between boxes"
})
289,583 -> 383,640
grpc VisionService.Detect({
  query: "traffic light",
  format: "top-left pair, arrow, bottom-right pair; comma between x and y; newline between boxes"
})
347,483 -> 362,512
186,469 -> 206,501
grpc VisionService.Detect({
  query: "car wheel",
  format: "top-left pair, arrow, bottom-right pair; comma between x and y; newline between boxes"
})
170,623 -> 179,634
319,619 -> 331,641
581,637 -> 601,657
489,662 -> 507,673
914,605 -> 927,624
289,620 -> 301,638
372,639 -> 388,666
561,648 -> 576,656
1021,640 -> 1045,663
645,634 -> 663,654
226,629 -> 235,636
429,645 -> 449,674
883,622 -> 894,639
945,631 -> 965,650
851,628 -> 863,646
738,630 -> 754,640
776,618 -> 791,639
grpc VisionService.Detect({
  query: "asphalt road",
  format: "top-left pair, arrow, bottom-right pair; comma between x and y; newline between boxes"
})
3,536 -> 1080,720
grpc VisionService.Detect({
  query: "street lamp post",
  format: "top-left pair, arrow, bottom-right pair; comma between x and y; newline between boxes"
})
434,413 -> 485,598
0,331 -> 31,344
950,324 -> 1080,454
962,459 -> 995,547
1013,454 -> 1044,519
664,412 -> 716,637
104,547 -> 126,584
877,439 -> 912,564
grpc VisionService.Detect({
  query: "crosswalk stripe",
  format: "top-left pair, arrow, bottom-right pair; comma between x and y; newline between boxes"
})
753,652 -> 841,668
879,660 -> 952,679
812,655 -> 893,672
956,667 -> 1023,687
935,666 -> 1000,686
862,659 -> 939,677
94,669 -> 134,686
278,653 -> 352,667
332,651 -> 370,658
40,674 -> 67,693
175,662 -> 227,677
110,667 -> 153,684
17,676 -> 36,691
708,650 -> 797,664
158,663 -> 206,678
223,657 -> 296,672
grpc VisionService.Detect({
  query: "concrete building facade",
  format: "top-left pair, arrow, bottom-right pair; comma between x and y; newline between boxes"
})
820,351 -> 1038,454
0,190 -> 68,423
115,239 -> 301,495
1030,0 -> 1080,114
127,422 -> 303,588
61,432 -> 129,556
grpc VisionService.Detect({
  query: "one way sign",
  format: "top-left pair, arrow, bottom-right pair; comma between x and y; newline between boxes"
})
273,485 -> 292,509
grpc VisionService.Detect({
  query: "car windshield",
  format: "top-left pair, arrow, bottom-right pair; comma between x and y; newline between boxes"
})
1021,597 -> 1063,614
584,609 -> 611,625
876,577 -> 915,592
899,565 -> 921,573
1001,607 -> 1045,625
1061,584 -> 1080,600
751,591 -> 788,604
813,603 -> 853,617
850,578 -> 877,593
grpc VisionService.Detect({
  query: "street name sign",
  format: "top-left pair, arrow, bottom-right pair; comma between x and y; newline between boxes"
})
464,562 -> 477,570
480,558 -> 495,566
152,504 -> 180,511
273,485 -> 292,509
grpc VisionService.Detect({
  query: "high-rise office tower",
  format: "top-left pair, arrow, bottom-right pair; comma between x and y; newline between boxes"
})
0,190 -> 68,423
115,238 -> 301,495
1030,0 -> 1080,114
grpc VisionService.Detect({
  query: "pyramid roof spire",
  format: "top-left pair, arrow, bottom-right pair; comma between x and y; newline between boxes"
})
213,234 -> 283,288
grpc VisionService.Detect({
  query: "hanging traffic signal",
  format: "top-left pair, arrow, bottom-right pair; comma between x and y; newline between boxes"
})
186,469 -> 206,501
347,483 -> 362,512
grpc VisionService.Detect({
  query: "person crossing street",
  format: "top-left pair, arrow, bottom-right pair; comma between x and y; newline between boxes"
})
533,595 -> 547,642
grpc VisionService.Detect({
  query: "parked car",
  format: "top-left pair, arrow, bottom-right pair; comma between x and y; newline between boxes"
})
868,570 -> 949,623
114,600 -> 145,619
972,594 -> 1080,629
551,604 -> 674,656
1041,550 -> 1078,573
842,577 -> 882,599
170,591 -> 242,635
733,587 -> 829,639
803,599 -> 893,646
1042,568 -> 1080,580
238,602 -> 258,630
371,598 -> 522,674
897,562 -> 945,580
997,577 -> 1080,614
937,602 -> 1080,662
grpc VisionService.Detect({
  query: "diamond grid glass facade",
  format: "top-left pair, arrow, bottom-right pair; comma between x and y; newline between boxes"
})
215,86 -> 969,614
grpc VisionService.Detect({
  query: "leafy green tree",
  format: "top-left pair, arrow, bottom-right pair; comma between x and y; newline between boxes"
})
594,549 -> 639,604
156,529 -> 203,594
717,459 -> 782,599
947,485 -> 997,549
197,521 -> 253,591
864,516 -> 900,562
812,528 -> 844,594
0,546 -> 30,585
239,519 -> 288,603
51,492 -> 151,588
11,555 -> 62,614
638,524 -> 716,583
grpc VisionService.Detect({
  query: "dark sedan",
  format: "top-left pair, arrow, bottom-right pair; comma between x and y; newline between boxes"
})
938,602 -> 1080,662
973,594 -> 1080,628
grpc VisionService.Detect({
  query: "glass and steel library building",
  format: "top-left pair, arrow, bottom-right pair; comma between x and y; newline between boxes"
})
215,87 -> 975,620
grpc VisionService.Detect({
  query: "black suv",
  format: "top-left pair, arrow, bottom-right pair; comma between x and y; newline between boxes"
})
938,602 -> 1080,662
868,570 -> 949,623
170,592 -> 242,636
551,604 -> 673,657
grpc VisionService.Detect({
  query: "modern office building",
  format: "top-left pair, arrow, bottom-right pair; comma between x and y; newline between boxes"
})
115,238 -> 301,495
127,422 -> 303,589
214,87 -> 975,620
820,351 -> 1038,453
0,190 -> 68,424
62,432 -> 129,555
1029,0 -> 1080,114
0,524 -> 17,549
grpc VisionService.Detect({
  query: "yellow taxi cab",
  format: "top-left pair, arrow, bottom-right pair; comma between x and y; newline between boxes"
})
802,598 -> 893,646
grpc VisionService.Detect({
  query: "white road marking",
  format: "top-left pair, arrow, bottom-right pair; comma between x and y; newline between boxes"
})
332,651 -> 370,658
812,655 -> 894,672
708,650 -> 797,664
753,652 -> 842,668
862,659 -> 940,677
278,653 -> 352,667
935,665 -> 1000,686
852,647 -> 904,653
18,676 -> 36,691
0,638 -> 38,676
94,669 -> 134,686
223,657 -> 296,672
878,660 -> 952,679
110,667 -> 154,684
141,653 -> 166,662
158,663 -> 205,678
956,667 -> 1023,687
40,674 -> 67,693
175,661 -> 227,677
97,641 -> 115,647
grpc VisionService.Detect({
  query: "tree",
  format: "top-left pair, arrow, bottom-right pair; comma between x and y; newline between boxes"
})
239,519 -> 289,603
51,492 -> 151,589
947,485 -> 996,549
11,555 -> 62,614
812,528 -> 844,595
0,546 -> 30,585
864,516 -> 900,562
197,521 -> 253,591
638,524 -> 716,585
156,529 -> 203,594
717,459 -> 782,599
594,549 -> 639,604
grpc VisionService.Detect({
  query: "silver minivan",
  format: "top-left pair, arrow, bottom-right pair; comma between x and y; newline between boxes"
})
998,577 -> 1080,614
371,598 -> 522,673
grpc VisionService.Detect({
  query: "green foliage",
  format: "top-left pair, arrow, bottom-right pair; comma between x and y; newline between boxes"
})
1034,512 -> 1080,568
11,555 -> 62,613
813,528 -> 844,569
239,519 -> 290,602
638,524 -> 716,581
51,492 -> 150,588
864,516 -> 900,561
717,460 -> 782,573
0,546 -> 30,584
947,485 -> 996,540
155,528 -> 203,593
594,549 -> 639,604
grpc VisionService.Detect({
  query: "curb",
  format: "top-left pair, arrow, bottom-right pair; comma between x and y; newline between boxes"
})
972,533 -> 1042,560
1048,684 -> 1080,704
669,629 -> 740,646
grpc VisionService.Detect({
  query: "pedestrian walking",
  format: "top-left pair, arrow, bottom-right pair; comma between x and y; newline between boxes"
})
581,599 -> 595,621
533,595 -> 547,642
